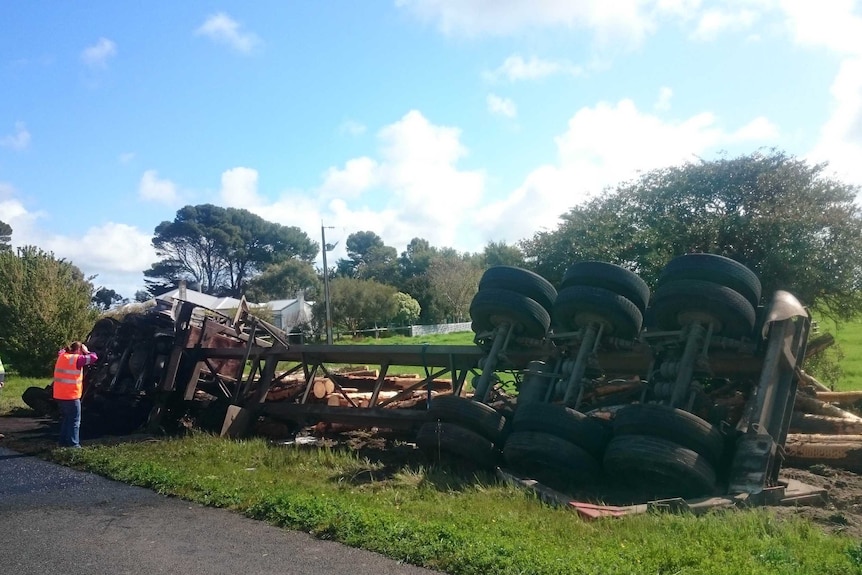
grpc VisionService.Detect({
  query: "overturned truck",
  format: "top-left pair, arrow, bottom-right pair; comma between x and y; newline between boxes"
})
24,253 -> 813,506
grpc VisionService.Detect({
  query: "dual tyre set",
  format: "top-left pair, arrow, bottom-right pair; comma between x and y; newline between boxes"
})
422,253 -> 763,499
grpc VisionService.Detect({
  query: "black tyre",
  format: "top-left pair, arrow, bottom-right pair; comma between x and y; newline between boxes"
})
479,266 -> 557,313
22,386 -> 58,418
416,421 -> 500,469
603,435 -> 717,499
612,404 -> 724,466
503,431 -> 601,485
560,261 -> 650,312
649,279 -> 756,338
657,253 -> 762,308
552,285 -> 643,339
512,402 -> 610,459
429,395 -> 509,445
470,288 -> 551,339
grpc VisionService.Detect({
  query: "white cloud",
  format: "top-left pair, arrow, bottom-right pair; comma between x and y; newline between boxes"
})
320,157 -> 379,198
139,170 -> 180,205
655,86 -> 673,111
1,182 -> 155,297
474,98 -> 780,244
485,55 -> 583,82
778,0 -> 862,55
397,0 -> 698,43
487,94 -> 518,118
693,8 -> 760,40
42,223 -> 157,275
218,167 -> 262,206
81,38 -> 117,68
195,13 -> 261,53
809,55 -> 862,185
216,111 -> 486,255
340,120 -> 367,136
0,122 -> 31,150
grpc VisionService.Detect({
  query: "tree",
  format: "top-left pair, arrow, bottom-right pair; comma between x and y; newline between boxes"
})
0,220 -> 11,252
316,277 -> 398,334
0,246 -> 99,375
245,259 -> 321,302
336,231 -> 399,283
145,204 -> 318,297
426,254 -> 483,322
396,237 -> 445,323
393,292 -> 421,325
482,240 -> 525,267
92,287 -> 124,310
521,150 -> 862,319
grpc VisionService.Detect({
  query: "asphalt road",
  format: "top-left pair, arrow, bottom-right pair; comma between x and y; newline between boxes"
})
0,446 -> 442,575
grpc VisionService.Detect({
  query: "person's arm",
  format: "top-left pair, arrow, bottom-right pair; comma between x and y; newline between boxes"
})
75,344 -> 99,368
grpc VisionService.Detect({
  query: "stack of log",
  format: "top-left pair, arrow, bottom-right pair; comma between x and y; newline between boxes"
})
265,366 -> 453,409
783,333 -> 862,473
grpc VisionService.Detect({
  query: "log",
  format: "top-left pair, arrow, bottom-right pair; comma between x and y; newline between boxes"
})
803,333 -> 835,359
789,412 -> 862,435
265,381 -> 305,402
784,433 -> 862,474
312,379 -> 328,399
814,390 -> 862,407
794,393 -> 862,421
796,369 -> 831,392
331,374 -> 452,392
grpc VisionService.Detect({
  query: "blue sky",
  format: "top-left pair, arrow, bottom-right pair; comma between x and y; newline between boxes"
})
1,1 -> 861,298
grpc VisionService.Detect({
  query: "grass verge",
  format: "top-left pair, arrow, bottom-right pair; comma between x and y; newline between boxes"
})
50,433 -> 862,575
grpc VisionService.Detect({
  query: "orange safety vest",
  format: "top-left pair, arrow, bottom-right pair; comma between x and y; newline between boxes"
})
53,352 -> 83,400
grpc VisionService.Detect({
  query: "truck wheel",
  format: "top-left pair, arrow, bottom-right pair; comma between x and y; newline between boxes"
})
512,402 -> 610,459
429,395 -> 509,445
479,266 -> 557,313
470,288 -> 551,339
612,404 -> 724,466
603,434 -> 717,499
416,422 -> 500,470
22,386 -> 58,418
503,431 -> 601,485
657,253 -> 762,308
560,261 -> 650,313
649,279 -> 755,338
552,285 -> 643,339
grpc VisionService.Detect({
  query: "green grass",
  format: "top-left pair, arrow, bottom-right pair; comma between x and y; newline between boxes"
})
815,318 -> 862,391
0,374 -> 50,414
51,434 -> 862,575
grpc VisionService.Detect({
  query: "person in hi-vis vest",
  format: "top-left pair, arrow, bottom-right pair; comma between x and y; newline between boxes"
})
53,341 -> 98,448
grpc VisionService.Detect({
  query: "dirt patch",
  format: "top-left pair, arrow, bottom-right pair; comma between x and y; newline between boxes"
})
775,465 -> 862,538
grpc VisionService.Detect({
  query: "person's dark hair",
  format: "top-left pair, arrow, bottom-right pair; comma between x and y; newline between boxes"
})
67,341 -> 82,353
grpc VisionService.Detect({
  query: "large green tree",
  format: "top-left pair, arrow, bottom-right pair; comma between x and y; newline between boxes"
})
396,237 -> 445,323
145,204 -> 318,297
482,240 -> 525,267
0,246 -> 99,375
336,231 -> 399,283
245,259 -> 321,303
521,150 -> 862,319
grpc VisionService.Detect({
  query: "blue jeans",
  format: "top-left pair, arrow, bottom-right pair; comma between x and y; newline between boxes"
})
57,399 -> 81,447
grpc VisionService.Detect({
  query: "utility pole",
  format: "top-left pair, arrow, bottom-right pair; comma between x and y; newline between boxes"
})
321,223 -> 335,345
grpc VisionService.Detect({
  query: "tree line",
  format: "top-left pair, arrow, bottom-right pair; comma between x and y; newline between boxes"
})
2,149 -> 861,375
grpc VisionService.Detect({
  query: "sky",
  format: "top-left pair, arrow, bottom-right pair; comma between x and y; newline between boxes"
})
1,1 -> 861,298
